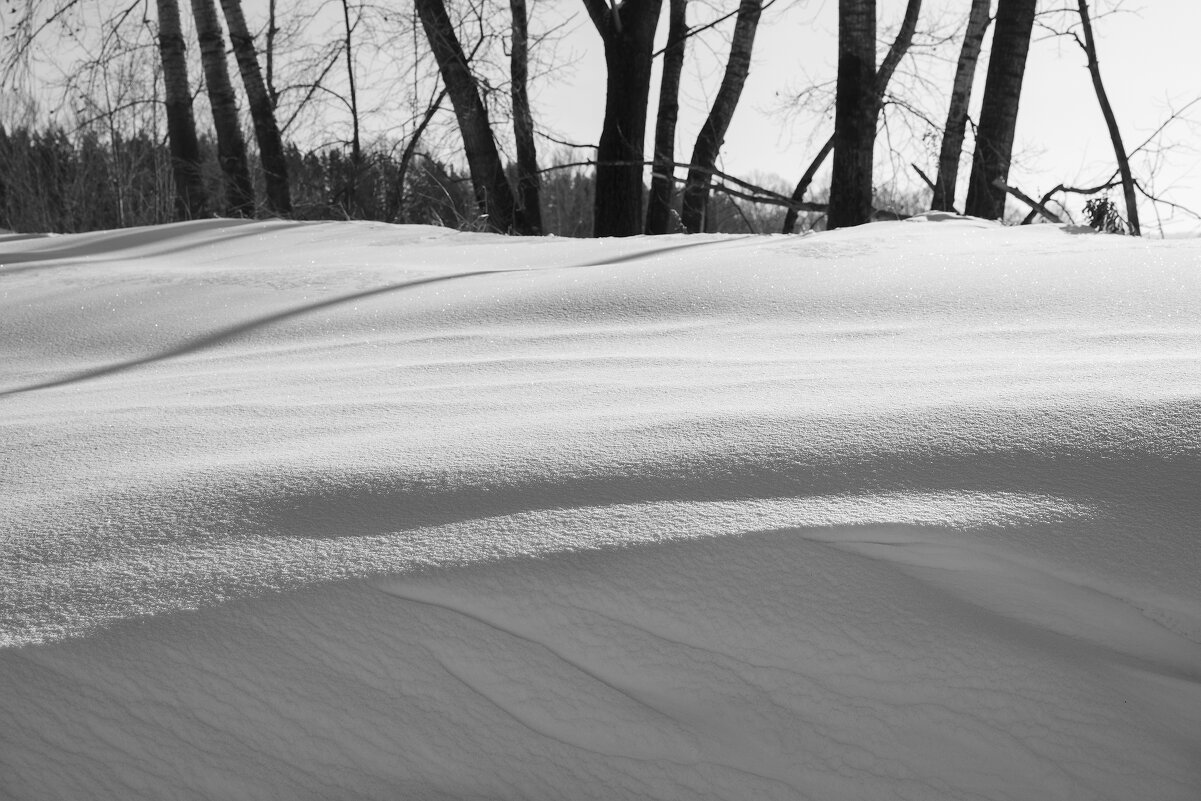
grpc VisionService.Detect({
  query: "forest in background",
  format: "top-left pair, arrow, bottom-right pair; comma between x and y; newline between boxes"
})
0,0 -> 1192,237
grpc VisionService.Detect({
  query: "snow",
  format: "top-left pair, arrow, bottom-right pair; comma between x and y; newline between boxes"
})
1,216 -> 1200,800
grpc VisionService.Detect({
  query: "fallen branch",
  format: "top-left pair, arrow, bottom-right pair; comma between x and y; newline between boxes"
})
709,182 -> 826,212
536,159 -> 815,211
992,178 -> 1063,224
1020,176 -> 1120,225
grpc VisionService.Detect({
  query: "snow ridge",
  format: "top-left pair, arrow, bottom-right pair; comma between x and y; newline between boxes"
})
2,219 -> 1200,800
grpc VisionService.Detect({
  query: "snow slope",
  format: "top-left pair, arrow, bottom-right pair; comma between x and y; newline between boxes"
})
1,216 -> 1199,800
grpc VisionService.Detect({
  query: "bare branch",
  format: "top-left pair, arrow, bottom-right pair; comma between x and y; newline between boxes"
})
992,178 -> 1064,224
651,0 -> 780,58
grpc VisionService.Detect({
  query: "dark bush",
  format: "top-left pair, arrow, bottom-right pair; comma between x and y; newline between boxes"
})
1084,194 -> 1126,234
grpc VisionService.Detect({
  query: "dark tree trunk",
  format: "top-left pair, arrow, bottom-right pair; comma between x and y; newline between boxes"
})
931,0 -> 990,212
584,0 -> 664,238
828,0 -> 876,229
416,0 -> 516,233
156,0 -> 208,220
645,0 -> 688,235
680,0 -> 762,234
510,0 -> 542,235
784,0 -> 920,232
965,0 -> 1037,220
1076,0 -> 1139,235
191,0 -> 255,217
220,0 -> 291,215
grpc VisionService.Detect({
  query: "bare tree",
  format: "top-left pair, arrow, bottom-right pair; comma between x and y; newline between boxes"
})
191,0 -> 255,216
388,85 -> 447,221
828,0 -> 876,229
415,0 -> 516,232
1073,0 -> 1138,234
931,0 -> 990,211
510,0 -> 542,235
220,0 -> 292,215
583,0 -> 664,237
156,0 -> 208,219
645,0 -> 688,235
964,0 -> 1036,220
680,0 -> 763,234
782,0 -> 921,232
339,0 -> 362,169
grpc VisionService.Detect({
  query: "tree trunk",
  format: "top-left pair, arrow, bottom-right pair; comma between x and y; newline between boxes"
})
191,0 -> 255,217
964,0 -> 1036,220
680,0 -> 762,234
827,0 -> 876,229
390,87 -> 447,223
871,0 -> 921,114
783,0 -> 920,232
931,0 -> 989,212
339,0 -> 361,169
584,0 -> 664,238
510,0 -> 542,235
416,0 -> 516,233
1076,0 -> 1139,235
220,0 -> 291,215
156,0 -> 208,220
266,0 -> 280,108
645,0 -> 688,235
780,135 -> 833,233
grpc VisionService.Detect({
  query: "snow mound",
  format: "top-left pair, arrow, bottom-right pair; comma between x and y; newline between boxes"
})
2,219 -> 1200,800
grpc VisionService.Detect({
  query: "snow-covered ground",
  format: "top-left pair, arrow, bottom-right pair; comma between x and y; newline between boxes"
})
2,216 -> 1199,800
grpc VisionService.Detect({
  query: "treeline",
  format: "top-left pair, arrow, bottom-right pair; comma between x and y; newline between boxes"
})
2,0 -> 1169,238
2,124 -> 859,235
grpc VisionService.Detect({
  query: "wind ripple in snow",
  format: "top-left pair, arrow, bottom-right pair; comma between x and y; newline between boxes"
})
2,490 -> 1088,647
2,219 -> 1201,800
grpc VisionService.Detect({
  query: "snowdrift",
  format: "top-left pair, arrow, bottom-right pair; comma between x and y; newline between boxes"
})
1,217 -> 1199,800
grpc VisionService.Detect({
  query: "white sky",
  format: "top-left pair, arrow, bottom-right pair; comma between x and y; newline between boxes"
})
528,0 -> 1201,229
7,0 -> 1194,231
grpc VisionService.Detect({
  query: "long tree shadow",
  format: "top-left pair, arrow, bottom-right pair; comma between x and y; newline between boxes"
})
0,220 -> 315,275
0,267 -> 519,397
568,235 -> 754,268
2,234 -> 761,398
